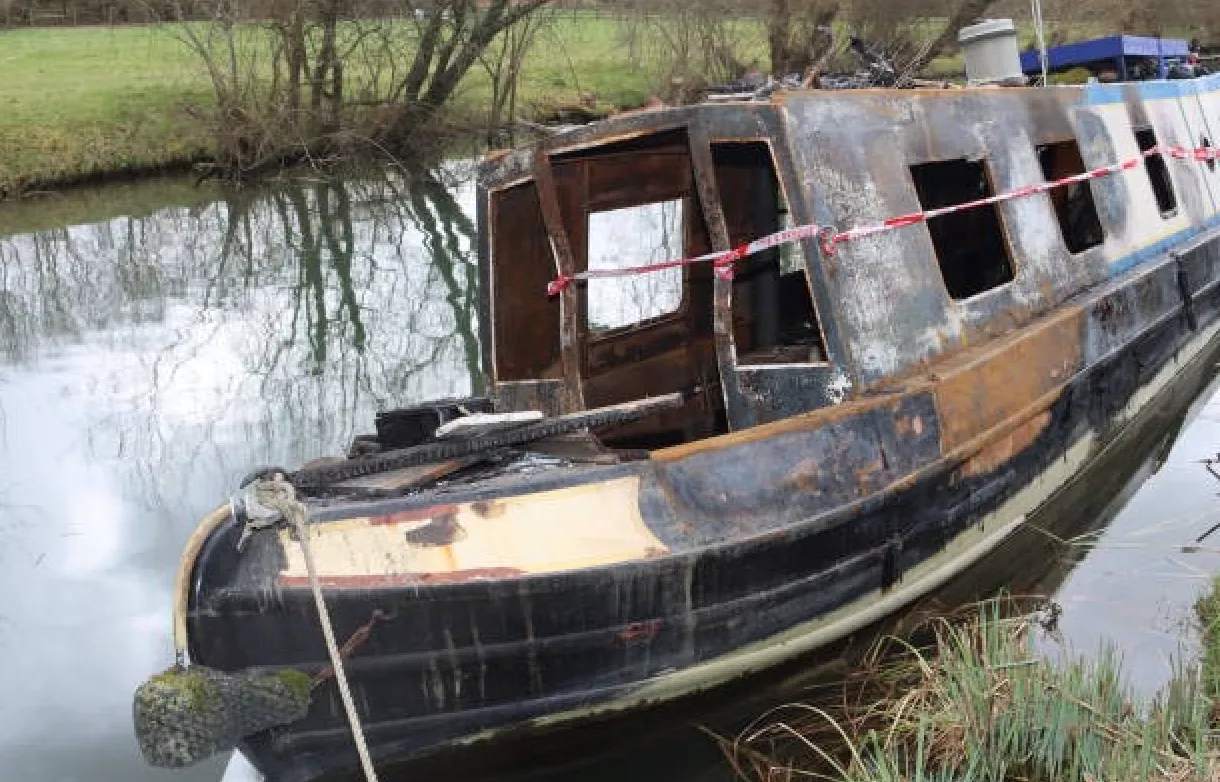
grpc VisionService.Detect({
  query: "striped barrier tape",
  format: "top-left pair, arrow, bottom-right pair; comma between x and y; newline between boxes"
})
1168,143 -> 1220,162
545,144 -> 1218,297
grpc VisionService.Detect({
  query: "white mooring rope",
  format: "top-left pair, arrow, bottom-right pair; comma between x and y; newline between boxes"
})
1031,0 -> 1049,87
254,477 -> 381,782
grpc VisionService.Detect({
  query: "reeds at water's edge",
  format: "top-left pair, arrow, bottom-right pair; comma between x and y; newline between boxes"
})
720,596 -> 1220,782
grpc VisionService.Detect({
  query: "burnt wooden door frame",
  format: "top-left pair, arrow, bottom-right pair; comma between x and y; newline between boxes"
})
531,149 -> 587,414
527,125 -> 771,433
688,125 -> 752,430
538,135 -> 726,440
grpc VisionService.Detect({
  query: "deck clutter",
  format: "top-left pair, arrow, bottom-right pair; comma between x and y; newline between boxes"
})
134,32 -> 1220,782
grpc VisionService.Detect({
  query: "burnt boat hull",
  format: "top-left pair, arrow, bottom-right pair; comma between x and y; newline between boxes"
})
187,227 -> 1220,782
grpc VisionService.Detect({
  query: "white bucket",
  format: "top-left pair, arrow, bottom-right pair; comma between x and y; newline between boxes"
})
959,19 -> 1026,86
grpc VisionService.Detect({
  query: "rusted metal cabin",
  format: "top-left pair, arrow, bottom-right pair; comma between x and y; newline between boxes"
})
176,76 -> 1220,782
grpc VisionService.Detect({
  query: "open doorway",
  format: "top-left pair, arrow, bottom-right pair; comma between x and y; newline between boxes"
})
712,142 -> 827,365
548,130 -> 727,448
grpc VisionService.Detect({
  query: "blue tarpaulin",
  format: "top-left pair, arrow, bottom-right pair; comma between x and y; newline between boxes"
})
1020,35 -> 1191,80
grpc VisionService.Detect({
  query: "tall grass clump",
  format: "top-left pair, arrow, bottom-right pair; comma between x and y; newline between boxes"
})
1196,575 -> 1220,713
725,602 -> 1220,782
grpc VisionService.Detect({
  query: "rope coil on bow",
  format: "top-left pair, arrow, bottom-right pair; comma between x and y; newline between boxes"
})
253,476 -> 382,782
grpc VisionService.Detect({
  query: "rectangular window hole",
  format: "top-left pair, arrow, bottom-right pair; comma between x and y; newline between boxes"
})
712,141 -> 826,365
909,158 -> 1015,300
586,200 -> 685,331
1037,140 -> 1105,254
1134,127 -> 1177,217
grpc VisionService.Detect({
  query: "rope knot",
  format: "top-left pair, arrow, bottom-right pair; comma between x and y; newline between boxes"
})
547,275 -> 573,297
712,245 -> 748,280
818,226 -> 840,257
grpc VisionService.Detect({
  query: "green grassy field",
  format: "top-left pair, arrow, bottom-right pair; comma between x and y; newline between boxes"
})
0,14 -> 1111,194
0,25 -> 212,190
0,17 -> 657,193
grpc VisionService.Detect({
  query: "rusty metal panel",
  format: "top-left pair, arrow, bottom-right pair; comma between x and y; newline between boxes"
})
734,365 -> 851,427
933,306 -> 1085,452
1082,259 -> 1185,367
493,380 -> 569,418
781,88 -> 1106,390
642,391 -> 941,546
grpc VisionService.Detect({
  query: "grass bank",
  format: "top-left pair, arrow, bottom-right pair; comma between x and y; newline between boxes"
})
0,16 -> 655,197
0,25 -> 211,194
1196,574 -> 1220,710
725,601 -> 1220,782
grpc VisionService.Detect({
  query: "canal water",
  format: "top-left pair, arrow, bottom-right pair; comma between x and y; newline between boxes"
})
1,170 -> 1219,782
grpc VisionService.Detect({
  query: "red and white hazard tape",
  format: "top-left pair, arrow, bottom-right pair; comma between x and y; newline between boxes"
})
1168,143 -> 1220,163
546,144 -> 1218,297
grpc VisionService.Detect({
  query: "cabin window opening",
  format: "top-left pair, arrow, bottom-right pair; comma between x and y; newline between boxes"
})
712,141 -> 826,365
909,158 -> 1016,300
1203,136 -> 1216,174
1037,139 -> 1105,254
1134,127 -> 1177,217
586,199 -> 685,331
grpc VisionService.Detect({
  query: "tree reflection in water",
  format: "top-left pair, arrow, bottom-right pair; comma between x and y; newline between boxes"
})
0,170 -> 488,781
0,168 -> 483,512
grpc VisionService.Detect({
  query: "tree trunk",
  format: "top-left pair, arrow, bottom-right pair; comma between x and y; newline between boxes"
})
768,0 -> 792,76
287,12 -> 305,118
303,0 -> 342,136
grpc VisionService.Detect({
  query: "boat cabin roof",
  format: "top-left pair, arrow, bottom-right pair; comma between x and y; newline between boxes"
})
476,78 -> 1220,448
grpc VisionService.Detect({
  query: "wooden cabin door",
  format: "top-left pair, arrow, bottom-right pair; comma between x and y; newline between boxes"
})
549,137 -> 723,447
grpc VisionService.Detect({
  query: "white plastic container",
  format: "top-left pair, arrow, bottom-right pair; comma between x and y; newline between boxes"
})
958,19 -> 1026,86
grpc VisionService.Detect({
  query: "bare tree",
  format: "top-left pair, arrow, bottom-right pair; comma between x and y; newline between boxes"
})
379,0 -> 553,145
616,0 -> 753,103
615,0 -> 1004,102
163,0 -> 554,178
479,2 -> 555,146
767,0 -> 840,76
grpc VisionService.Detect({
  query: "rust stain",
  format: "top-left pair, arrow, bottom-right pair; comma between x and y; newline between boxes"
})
653,390 -> 916,462
470,500 -> 508,519
616,619 -> 663,643
279,567 -> 527,589
959,410 -> 1053,478
405,567 -> 527,584
440,545 -> 458,573
853,457 -> 886,490
934,307 -> 1084,452
403,512 -> 466,548
369,505 -> 460,526
312,609 -> 390,686
783,456 -> 822,495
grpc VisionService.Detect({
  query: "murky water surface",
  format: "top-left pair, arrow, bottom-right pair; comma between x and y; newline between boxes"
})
2,171 -> 1220,782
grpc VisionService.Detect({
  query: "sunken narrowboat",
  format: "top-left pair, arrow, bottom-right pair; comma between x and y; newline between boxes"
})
159,73 -> 1220,782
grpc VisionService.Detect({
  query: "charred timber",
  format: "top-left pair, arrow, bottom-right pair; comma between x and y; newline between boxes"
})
177,75 -> 1220,782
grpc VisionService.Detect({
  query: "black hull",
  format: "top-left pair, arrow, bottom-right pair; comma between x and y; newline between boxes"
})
322,355 -> 1218,782
187,229 -> 1220,782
